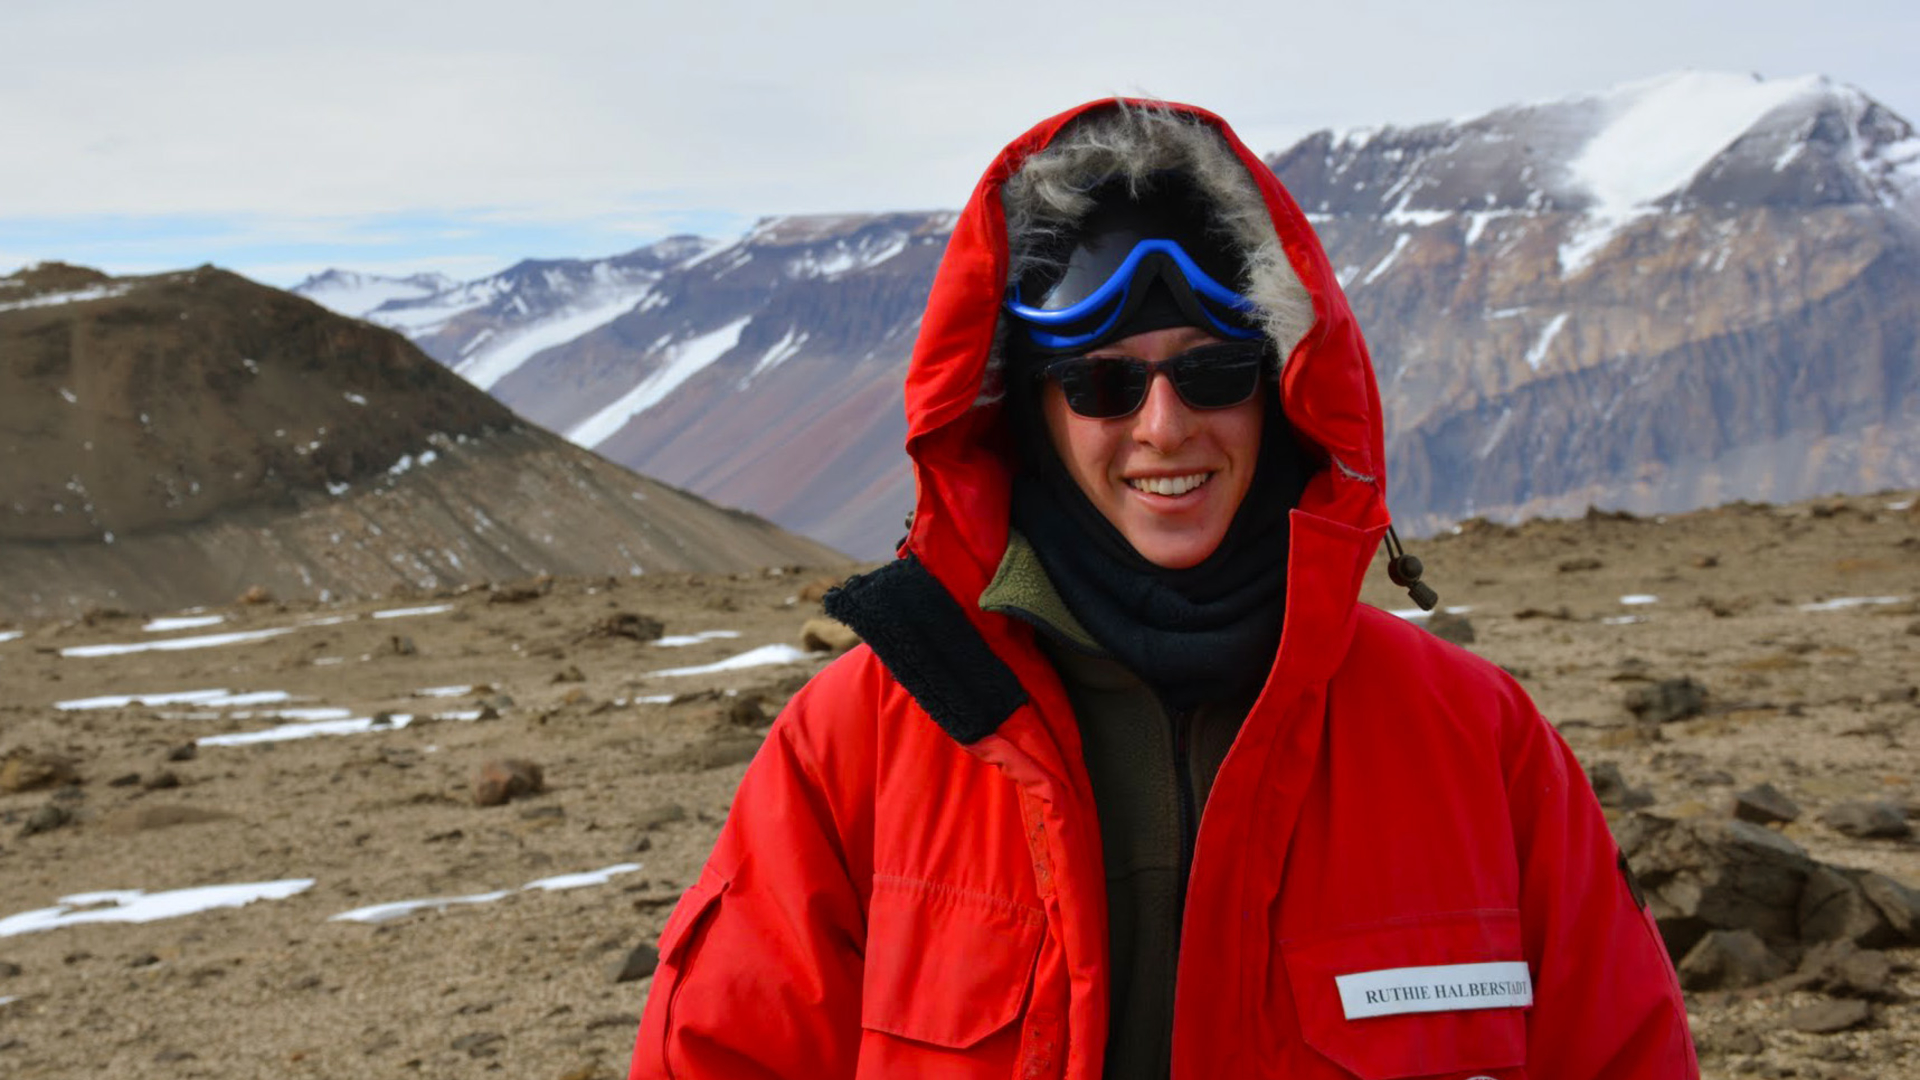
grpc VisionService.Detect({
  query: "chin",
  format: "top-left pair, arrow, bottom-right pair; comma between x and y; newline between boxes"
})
1125,531 -> 1226,570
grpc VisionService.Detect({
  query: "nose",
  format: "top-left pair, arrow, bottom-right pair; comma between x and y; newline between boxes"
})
1131,372 -> 1194,452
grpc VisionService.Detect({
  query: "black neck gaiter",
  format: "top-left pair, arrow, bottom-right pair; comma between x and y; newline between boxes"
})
1008,389 -> 1314,713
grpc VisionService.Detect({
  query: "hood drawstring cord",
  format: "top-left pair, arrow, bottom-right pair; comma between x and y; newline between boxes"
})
1384,525 -> 1439,611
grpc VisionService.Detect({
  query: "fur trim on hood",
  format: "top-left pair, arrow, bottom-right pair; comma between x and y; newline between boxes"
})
998,101 -> 1317,370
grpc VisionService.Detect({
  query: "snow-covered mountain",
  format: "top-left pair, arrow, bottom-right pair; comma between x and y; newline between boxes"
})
291,269 -> 457,319
1270,70 -> 1920,531
304,72 -> 1920,557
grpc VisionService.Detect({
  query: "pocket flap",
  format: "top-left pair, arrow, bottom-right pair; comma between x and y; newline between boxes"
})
1283,910 -> 1529,1079
657,872 -> 728,965
860,876 -> 1045,1049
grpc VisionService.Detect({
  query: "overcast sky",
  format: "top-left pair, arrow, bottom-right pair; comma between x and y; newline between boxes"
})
4,0 -> 1914,287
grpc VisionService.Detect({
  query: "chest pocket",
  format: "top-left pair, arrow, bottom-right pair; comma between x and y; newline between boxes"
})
1282,910 -> 1530,1079
860,875 -> 1045,1048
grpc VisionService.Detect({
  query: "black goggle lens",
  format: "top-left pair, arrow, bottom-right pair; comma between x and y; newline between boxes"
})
1041,341 -> 1266,419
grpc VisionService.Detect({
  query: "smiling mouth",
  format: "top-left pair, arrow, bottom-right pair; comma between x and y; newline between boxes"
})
1127,472 -> 1212,497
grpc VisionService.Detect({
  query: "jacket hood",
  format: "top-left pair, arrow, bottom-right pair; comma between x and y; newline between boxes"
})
902,99 -> 1390,602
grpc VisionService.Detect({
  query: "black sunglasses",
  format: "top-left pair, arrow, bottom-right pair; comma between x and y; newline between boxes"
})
1036,340 -> 1267,419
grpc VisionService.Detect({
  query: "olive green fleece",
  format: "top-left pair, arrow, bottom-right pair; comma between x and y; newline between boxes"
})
980,532 -> 1257,1080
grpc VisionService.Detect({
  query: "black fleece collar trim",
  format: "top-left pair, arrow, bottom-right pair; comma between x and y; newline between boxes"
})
822,555 -> 1030,745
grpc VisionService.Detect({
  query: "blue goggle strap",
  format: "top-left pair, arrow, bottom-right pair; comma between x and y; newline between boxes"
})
1004,238 -> 1261,349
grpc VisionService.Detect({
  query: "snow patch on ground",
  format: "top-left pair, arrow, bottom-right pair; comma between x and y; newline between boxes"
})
372,604 -> 455,620
654,630 -> 742,647
565,317 -> 752,449
329,864 -> 642,924
1619,594 -> 1659,605
0,880 -> 314,937
144,614 -> 225,633
61,627 -> 297,658
197,712 -> 417,747
56,688 -> 291,711
1797,596 -> 1906,612
0,631 -> 23,644
648,644 -> 809,677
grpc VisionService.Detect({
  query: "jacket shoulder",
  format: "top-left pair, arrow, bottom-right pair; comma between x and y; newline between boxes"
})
1340,604 -> 1543,744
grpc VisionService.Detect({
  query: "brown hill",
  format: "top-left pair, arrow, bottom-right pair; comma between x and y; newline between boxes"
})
0,264 -> 844,619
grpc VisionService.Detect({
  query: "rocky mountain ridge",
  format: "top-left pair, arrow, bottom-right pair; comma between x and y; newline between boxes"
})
298,72 -> 1920,558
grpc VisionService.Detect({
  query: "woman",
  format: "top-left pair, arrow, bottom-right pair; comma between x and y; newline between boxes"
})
631,100 -> 1696,1079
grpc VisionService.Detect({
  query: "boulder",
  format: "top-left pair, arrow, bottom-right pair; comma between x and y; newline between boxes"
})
18,803 -> 71,836
1588,762 -> 1655,810
800,618 -> 860,655
1675,929 -> 1790,990
1820,800 -> 1911,839
591,612 -> 664,641
1731,782 -> 1801,825
473,759 -> 544,807
1616,813 -> 1815,957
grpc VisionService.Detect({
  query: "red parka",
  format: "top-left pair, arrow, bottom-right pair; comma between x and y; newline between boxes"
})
631,100 -> 1698,1079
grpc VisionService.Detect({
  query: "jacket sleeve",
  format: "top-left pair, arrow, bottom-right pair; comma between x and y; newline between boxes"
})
629,671 -> 872,1079
1501,687 -> 1700,1079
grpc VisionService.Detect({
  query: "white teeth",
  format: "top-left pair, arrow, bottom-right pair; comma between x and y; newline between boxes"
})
1129,473 -> 1210,496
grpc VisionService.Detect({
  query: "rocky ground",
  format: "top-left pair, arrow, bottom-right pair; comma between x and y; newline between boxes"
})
0,491 -> 1915,1079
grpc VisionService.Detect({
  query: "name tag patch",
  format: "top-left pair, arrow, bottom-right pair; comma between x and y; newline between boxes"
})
1334,961 -> 1532,1020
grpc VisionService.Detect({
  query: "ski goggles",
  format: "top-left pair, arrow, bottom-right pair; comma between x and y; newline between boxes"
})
1004,237 -> 1263,352
1035,340 -> 1267,419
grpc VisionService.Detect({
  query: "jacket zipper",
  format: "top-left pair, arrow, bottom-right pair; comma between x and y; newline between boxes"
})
1172,705 -> 1197,936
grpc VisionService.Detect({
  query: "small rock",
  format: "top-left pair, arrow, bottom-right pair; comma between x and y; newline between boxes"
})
1512,605 -> 1573,621
1692,555 -> 1720,569
237,585 -> 273,605
128,953 -> 160,968
0,960 -> 22,977
605,943 -> 660,984
0,752 -> 79,794
1821,800 -> 1911,839
107,773 -> 142,788
155,1049 -> 200,1063
1424,611 -> 1475,646
389,634 -> 417,656
1556,557 -> 1603,573
1786,999 -> 1872,1034
630,835 -> 652,853
142,770 -> 181,791
1905,619 -> 1920,637
726,694 -> 769,727
799,617 -> 860,655
584,1011 -> 639,1031
19,803 -> 71,836
1625,678 -> 1709,724
519,805 -> 565,821
473,759 -> 544,807
488,574 -> 553,603
1588,762 -> 1655,810
633,802 -> 687,831
165,743 -> 198,763
552,664 -> 586,684
451,1031 -> 505,1057
1733,783 -> 1802,825
476,703 -> 501,721
1676,929 -> 1790,990
591,612 -> 664,641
